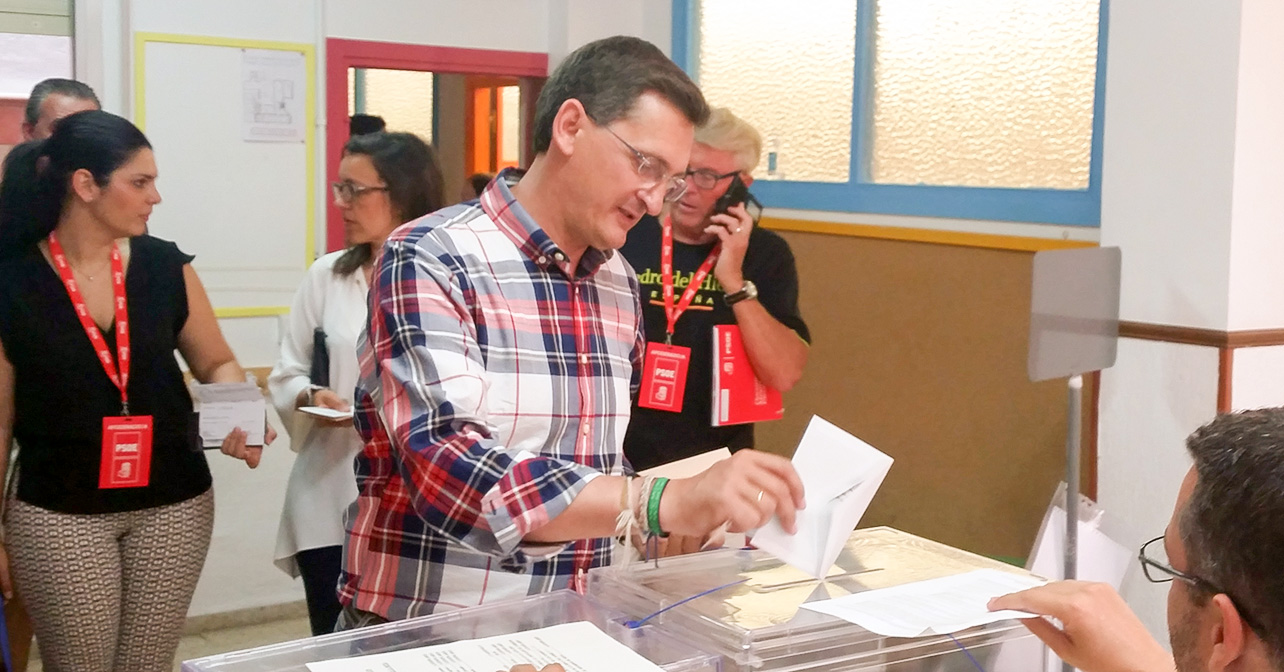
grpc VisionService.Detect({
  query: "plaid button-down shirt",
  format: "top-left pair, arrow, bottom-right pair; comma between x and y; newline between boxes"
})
339,170 -> 645,621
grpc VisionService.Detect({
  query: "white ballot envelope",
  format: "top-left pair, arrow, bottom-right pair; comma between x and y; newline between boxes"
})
298,405 -> 355,421
193,382 -> 266,447
751,416 -> 893,578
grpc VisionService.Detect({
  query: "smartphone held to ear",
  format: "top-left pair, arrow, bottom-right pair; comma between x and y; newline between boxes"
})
712,174 -> 763,222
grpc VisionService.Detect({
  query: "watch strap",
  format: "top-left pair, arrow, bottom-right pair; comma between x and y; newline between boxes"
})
724,280 -> 758,306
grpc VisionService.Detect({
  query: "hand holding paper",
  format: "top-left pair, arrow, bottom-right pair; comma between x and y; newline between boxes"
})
192,382 -> 273,468
640,449 -> 741,554
659,449 -> 806,537
802,569 -> 1044,637
988,580 -> 1173,672
193,382 -> 266,447
751,416 -> 893,578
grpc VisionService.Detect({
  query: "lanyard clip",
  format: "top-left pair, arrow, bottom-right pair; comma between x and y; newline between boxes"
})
121,401 -> 130,417
664,333 -> 673,347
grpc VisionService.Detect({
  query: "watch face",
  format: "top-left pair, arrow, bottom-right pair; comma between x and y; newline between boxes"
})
726,281 -> 758,305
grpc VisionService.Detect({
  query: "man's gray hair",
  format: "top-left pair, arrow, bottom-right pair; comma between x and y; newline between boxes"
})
25,78 -> 100,126
1183,408 -> 1284,667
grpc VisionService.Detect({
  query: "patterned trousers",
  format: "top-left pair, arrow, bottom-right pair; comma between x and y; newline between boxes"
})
4,489 -> 214,672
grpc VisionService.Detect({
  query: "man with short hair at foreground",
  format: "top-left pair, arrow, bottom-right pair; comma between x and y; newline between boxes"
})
991,408 -> 1284,672
337,35 -> 805,629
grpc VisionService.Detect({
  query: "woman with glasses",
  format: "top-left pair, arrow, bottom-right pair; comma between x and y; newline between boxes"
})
267,131 -> 444,636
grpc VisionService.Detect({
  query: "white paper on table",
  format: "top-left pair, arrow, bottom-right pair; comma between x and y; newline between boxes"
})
298,406 -> 354,420
800,569 -> 1045,638
192,382 -> 265,447
750,416 -> 893,577
304,621 -> 665,672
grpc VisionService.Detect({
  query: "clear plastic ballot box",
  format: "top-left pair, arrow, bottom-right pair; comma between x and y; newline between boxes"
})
181,590 -> 722,672
588,526 -> 1042,672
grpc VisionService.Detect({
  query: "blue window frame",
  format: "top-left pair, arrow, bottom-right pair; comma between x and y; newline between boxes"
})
671,0 -> 1110,227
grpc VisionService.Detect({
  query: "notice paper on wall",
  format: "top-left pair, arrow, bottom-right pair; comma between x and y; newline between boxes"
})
242,48 -> 307,142
751,416 -> 893,578
304,621 -> 665,672
192,382 -> 265,447
800,568 -> 1045,638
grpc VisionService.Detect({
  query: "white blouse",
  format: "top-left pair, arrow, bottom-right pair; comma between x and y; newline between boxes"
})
267,250 -> 368,577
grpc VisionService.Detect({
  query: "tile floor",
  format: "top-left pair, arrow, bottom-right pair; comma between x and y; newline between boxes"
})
28,616 -> 313,671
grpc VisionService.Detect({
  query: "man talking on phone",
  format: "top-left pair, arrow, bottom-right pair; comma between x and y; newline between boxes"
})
620,108 -> 810,477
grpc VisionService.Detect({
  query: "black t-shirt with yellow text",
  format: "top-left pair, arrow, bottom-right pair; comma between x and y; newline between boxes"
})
619,215 -> 810,471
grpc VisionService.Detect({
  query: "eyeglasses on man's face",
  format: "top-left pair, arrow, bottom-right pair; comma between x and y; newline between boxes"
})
1138,535 -> 1215,587
684,167 -> 740,191
596,123 -> 688,203
331,180 -> 389,204
1138,535 -> 1262,634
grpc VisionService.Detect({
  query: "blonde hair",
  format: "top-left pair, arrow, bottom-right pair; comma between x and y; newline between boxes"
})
693,107 -> 762,174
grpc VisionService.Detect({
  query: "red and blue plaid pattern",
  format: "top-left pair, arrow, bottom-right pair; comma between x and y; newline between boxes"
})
339,170 -> 645,621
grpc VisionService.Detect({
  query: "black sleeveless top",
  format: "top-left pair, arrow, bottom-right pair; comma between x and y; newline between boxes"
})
0,235 -> 212,514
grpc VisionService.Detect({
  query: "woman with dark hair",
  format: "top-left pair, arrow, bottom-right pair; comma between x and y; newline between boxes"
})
0,110 -> 273,670
268,131 -> 444,636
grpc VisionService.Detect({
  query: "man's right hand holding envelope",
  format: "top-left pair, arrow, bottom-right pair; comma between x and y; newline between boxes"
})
641,416 -> 892,576
658,448 -> 808,537
753,416 -> 893,578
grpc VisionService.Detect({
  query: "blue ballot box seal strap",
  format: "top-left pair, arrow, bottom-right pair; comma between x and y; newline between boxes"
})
623,578 -> 750,629
947,633 -> 986,672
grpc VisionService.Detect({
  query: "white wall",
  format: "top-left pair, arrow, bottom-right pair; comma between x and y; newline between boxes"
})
133,0 -> 316,43
324,0 -> 550,53
1098,341 -> 1217,643
548,0 -> 671,68
1098,0 -> 1241,332
1226,0 -> 1284,331
1231,346 -> 1284,411
1095,0 -> 1243,643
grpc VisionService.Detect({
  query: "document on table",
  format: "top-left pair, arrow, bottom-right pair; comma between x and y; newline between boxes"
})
800,569 -> 1045,637
298,405 -> 354,421
304,621 -> 666,672
751,416 -> 893,578
192,382 -> 265,447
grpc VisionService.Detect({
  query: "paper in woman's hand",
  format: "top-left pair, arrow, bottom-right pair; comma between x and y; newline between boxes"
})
192,382 -> 266,447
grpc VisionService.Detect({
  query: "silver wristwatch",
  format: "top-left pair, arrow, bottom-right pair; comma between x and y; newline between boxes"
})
724,280 -> 758,306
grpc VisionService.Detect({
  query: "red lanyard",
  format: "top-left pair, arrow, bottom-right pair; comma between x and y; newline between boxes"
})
48,233 -> 132,414
660,216 -> 720,344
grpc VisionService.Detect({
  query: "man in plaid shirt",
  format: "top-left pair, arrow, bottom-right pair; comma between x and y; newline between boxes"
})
338,36 -> 806,627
